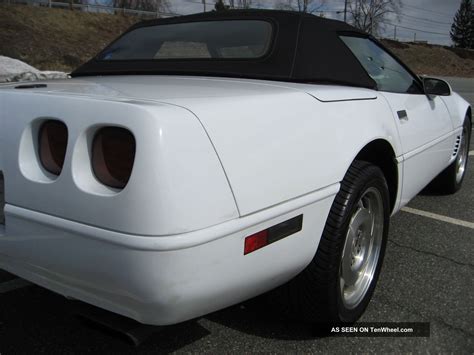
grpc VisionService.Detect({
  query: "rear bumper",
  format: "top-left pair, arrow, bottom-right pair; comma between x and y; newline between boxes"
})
0,184 -> 337,325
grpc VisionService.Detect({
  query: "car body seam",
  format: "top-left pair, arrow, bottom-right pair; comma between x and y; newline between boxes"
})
3,182 -> 339,251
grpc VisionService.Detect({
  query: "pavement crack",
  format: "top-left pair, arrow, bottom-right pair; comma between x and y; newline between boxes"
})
388,239 -> 474,268
376,293 -> 474,338
430,314 -> 474,338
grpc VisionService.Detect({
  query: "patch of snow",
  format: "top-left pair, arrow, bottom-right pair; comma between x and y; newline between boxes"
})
0,56 -> 69,83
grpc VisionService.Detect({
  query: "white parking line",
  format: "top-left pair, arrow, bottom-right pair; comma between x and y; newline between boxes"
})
470,151 -> 474,156
0,278 -> 31,294
402,207 -> 474,229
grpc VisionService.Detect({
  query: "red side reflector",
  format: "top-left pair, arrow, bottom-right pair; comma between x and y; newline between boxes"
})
244,230 -> 268,255
243,215 -> 304,255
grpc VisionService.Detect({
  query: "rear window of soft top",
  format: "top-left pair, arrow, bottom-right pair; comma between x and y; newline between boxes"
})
98,20 -> 273,61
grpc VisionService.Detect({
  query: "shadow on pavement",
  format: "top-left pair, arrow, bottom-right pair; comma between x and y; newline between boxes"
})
0,286 -> 211,353
204,298 -> 317,341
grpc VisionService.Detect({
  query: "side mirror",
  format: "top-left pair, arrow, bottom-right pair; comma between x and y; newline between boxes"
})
423,77 -> 451,96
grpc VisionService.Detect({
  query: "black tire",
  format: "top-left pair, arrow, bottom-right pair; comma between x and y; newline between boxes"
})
429,116 -> 471,194
267,161 -> 390,323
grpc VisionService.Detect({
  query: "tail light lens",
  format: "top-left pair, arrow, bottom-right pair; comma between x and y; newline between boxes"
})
92,127 -> 136,189
39,120 -> 68,176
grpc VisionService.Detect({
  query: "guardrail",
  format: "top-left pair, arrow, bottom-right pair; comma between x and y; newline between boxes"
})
0,0 -> 180,18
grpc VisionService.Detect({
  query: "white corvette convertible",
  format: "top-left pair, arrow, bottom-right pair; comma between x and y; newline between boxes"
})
0,10 -> 471,325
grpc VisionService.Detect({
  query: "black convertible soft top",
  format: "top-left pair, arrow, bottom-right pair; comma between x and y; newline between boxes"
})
72,9 -> 377,89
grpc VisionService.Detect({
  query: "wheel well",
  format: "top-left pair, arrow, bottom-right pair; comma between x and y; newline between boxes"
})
354,140 -> 398,213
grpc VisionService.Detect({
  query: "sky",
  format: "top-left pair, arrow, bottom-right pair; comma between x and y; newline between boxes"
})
166,0 -> 463,46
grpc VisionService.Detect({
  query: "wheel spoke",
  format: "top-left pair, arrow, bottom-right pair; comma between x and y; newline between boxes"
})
366,199 -> 376,235
360,239 -> 372,271
341,253 -> 357,286
351,207 -> 371,231
341,224 -> 357,286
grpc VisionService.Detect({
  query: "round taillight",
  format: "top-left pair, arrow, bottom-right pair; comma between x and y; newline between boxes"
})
39,120 -> 68,176
92,127 -> 136,189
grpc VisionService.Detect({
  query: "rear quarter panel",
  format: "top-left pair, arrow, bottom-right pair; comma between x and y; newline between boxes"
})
167,90 -> 402,216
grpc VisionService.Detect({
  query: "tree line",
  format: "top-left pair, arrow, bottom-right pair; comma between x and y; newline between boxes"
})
49,0 -> 473,48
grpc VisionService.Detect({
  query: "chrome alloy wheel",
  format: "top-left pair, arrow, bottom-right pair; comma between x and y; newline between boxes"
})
455,126 -> 469,184
339,187 -> 384,309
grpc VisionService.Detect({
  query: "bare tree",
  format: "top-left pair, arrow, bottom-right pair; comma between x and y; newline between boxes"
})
348,0 -> 401,35
237,0 -> 254,8
276,0 -> 326,14
227,0 -> 254,9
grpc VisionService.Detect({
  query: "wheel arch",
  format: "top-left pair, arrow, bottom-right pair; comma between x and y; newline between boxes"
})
353,139 -> 398,213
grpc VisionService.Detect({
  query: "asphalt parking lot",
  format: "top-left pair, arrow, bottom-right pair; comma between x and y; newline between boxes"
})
0,79 -> 473,353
